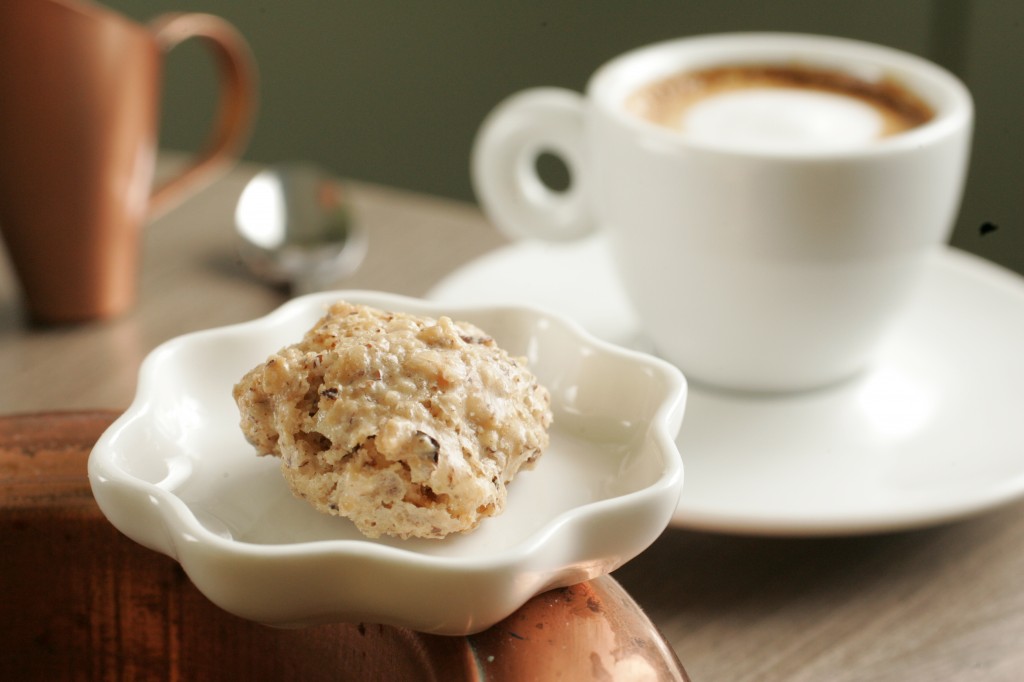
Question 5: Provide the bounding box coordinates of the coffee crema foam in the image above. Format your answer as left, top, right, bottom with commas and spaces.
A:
625, 65, 934, 151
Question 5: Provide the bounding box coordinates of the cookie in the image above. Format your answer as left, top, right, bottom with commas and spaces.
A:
233, 301, 552, 539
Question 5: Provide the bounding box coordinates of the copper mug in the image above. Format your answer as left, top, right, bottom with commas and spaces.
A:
0, 0, 256, 323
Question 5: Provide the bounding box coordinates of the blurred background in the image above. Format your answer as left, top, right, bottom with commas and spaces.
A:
104, 0, 1022, 275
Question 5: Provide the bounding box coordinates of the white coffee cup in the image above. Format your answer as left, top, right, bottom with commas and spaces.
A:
471, 33, 972, 393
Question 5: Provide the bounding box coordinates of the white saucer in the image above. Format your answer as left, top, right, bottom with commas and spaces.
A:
429, 237, 1024, 535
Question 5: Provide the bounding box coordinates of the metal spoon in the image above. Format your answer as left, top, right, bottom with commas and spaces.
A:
234, 164, 367, 294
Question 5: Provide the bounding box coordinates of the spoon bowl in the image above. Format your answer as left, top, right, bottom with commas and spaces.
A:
234, 164, 367, 292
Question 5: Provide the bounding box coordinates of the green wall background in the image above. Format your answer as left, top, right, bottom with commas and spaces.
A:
105, 0, 1022, 275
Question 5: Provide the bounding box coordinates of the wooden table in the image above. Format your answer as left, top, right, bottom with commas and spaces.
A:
2, 159, 1022, 681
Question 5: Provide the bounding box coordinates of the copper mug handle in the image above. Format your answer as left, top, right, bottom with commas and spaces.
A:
148, 13, 257, 219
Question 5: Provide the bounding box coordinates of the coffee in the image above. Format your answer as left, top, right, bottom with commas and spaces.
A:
626, 65, 933, 151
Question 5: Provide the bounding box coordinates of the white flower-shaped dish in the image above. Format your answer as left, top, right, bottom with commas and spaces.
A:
88, 291, 686, 635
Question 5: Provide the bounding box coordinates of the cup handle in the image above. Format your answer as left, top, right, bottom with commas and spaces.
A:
147, 13, 257, 219
471, 88, 595, 241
